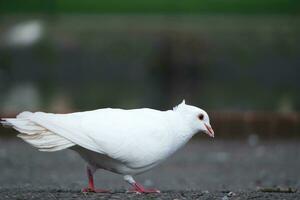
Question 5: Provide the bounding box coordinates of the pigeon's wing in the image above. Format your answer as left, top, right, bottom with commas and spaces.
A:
30, 109, 173, 167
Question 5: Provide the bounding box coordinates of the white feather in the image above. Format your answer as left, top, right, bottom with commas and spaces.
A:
2, 112, 74, 151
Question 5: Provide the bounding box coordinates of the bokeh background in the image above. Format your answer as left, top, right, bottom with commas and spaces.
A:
0, 0, 300, 195
1, 1, 300, 139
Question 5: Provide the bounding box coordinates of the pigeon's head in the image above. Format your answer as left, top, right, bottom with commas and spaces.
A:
174, 100, 214, 138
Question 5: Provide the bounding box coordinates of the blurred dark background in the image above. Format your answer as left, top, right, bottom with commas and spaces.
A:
0, 1, 299, 138
1, 1, 300, 196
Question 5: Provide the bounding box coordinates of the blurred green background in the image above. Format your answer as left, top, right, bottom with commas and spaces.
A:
0, 0, 299, 137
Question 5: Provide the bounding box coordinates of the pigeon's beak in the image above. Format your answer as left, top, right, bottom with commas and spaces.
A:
204, 123, 214, 138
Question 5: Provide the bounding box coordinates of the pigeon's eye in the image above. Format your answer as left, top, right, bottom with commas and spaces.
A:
198, 114, 204, 120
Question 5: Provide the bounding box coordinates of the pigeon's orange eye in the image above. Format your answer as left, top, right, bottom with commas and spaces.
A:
198, 114, 204, 120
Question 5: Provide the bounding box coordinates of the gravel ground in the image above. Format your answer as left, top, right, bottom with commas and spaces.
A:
0, 137, 299, 199
0, 188, 299, 200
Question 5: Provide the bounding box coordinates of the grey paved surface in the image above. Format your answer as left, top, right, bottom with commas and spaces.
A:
0, 137, 299, 199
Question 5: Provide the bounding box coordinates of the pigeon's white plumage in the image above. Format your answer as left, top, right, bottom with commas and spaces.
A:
1, 100, 214, 193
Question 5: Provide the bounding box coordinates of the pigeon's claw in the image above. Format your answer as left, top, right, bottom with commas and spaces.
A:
128, 183, 160, 194
82, 187, 110, 193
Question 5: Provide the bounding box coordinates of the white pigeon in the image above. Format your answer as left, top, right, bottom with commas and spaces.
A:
1, 100, 214, 193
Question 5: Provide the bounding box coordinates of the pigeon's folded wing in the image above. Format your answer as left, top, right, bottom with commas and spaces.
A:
30, 109, 173, 167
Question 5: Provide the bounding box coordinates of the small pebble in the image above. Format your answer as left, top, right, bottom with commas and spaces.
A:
222, 196, 229, 200
227, 191, 236, 197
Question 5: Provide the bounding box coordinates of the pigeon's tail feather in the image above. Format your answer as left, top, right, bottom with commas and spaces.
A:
1, 111, 75, 152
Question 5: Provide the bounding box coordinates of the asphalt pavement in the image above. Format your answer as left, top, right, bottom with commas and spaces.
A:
0, 137, 299, 199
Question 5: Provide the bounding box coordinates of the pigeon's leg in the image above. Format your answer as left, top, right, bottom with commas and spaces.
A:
82, 165, 109, 193
124, 175, 160, 194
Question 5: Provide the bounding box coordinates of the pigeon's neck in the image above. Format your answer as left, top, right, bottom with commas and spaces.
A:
173, 105, 199, 136
156, 110, 196, 160
168, 110, 198, 139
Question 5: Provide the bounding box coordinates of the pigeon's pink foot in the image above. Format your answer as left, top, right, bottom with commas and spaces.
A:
128, 182, 160, 194
82, 165, 110, 193
82, 187, 110, 193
